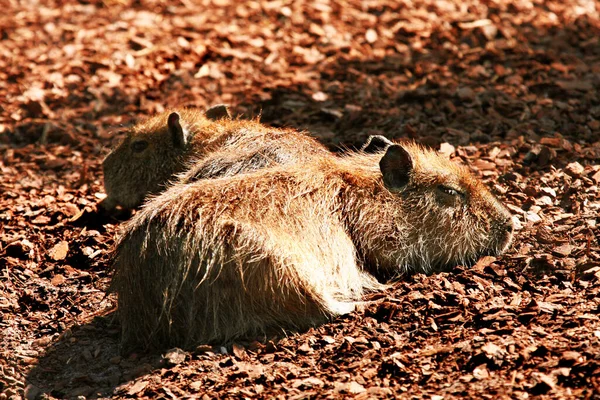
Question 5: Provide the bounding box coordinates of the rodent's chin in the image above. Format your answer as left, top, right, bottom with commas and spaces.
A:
430, 245, 511, 273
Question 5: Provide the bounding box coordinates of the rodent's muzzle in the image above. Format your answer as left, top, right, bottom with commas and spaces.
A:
491, 216, 514, 255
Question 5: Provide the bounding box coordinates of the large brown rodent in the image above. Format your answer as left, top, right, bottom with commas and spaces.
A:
111, 139, 514, 350
101, 106, 329, 210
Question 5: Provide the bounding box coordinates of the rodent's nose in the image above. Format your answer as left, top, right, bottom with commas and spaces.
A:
493, 217, 514, 238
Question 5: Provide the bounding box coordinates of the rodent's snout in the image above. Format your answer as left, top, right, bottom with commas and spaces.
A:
493, 216, 514, 255
502, 217, 514, 234
99, 196, 118, 212
492, 199, 515, 236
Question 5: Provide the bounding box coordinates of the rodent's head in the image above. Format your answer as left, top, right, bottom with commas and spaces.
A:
371, 137, 513, 273
101, 105, 230, 211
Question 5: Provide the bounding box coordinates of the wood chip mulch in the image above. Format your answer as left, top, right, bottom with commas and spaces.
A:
1, 0, 600, 398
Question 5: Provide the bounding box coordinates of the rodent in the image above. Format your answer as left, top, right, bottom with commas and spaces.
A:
101, 105, 329, 210
110, 139, 514, 350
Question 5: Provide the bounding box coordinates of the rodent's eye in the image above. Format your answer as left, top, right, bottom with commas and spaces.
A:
437, 184, 465, 198
131, 140, 149, 153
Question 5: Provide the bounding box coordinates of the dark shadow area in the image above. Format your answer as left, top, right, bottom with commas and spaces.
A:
22, 309, 191, 399
25, 312, 124, 399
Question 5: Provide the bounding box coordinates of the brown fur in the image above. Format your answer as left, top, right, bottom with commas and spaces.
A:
111, 142, 513, 350
101, 107, 329, 210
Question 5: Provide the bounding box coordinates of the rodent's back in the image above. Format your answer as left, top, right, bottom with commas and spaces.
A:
178, 121, 330, 184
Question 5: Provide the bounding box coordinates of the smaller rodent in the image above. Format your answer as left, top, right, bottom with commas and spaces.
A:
101, 105, 329, 210
111, 139, 513, 350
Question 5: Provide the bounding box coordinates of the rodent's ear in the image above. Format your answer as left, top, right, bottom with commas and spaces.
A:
361, 135, 394, 153
168, 112, 187, 148
379, 144, 413, 190
205, 104, 231, 121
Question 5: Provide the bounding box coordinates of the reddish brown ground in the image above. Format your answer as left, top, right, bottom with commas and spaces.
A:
2, 0, 600, 398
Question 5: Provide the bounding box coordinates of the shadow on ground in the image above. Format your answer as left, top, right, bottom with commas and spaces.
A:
25, 311, 160, 399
